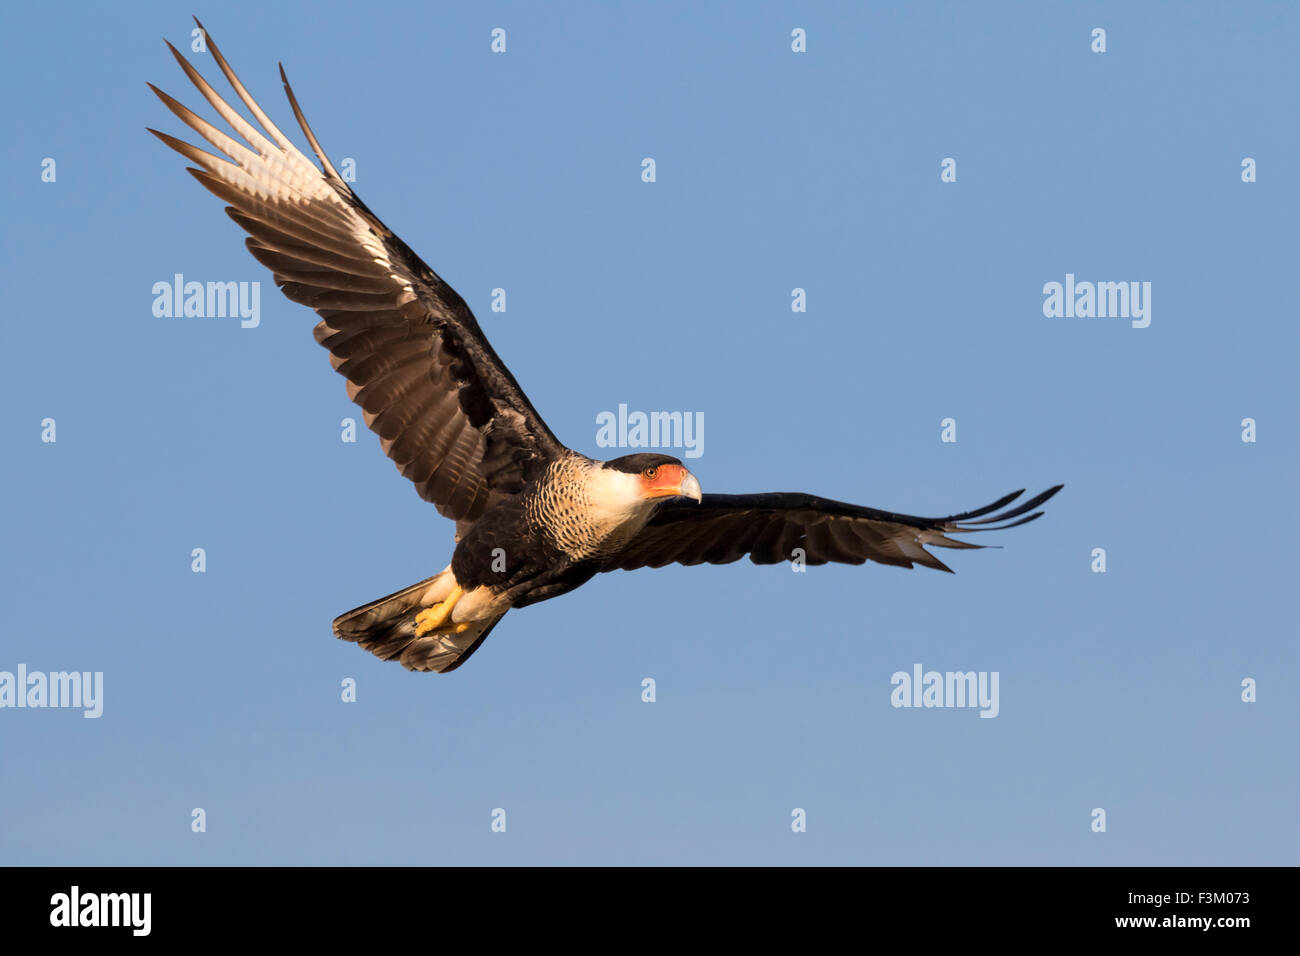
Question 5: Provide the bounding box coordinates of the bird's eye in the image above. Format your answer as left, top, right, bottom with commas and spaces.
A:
643, 467, 658, 479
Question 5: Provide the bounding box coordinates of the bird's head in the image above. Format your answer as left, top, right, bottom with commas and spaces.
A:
601, 453, 702, 504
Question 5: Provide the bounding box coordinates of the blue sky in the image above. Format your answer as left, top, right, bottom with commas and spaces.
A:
2, 0, 1296, 865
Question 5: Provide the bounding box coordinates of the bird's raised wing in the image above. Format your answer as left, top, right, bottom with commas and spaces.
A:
148, 22, 564, 521
601, 485, 1063, 573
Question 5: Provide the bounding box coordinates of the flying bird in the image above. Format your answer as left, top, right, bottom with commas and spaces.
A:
150, 23, 1063, 673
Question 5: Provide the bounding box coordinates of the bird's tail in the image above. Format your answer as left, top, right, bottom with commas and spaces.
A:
333, 567, 505, 673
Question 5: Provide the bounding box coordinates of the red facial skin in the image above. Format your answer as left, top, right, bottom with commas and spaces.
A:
637, 463, 694, 499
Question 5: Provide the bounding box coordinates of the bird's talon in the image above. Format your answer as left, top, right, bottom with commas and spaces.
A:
413, 604, 446, 637
413, 584, 464, 636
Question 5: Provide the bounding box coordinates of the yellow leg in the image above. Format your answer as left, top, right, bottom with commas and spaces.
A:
414, 585, 464, 637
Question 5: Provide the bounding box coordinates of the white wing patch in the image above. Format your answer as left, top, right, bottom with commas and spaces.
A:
149, 31, 406, 293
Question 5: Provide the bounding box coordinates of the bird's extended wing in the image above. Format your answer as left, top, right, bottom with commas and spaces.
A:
601, 485, 1064, 573
148, 21, 564, 521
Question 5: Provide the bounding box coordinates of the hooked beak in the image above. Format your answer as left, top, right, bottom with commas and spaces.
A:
677, 471, 703, 503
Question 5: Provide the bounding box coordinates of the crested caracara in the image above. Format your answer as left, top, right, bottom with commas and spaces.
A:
149, 22, 1063, 672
